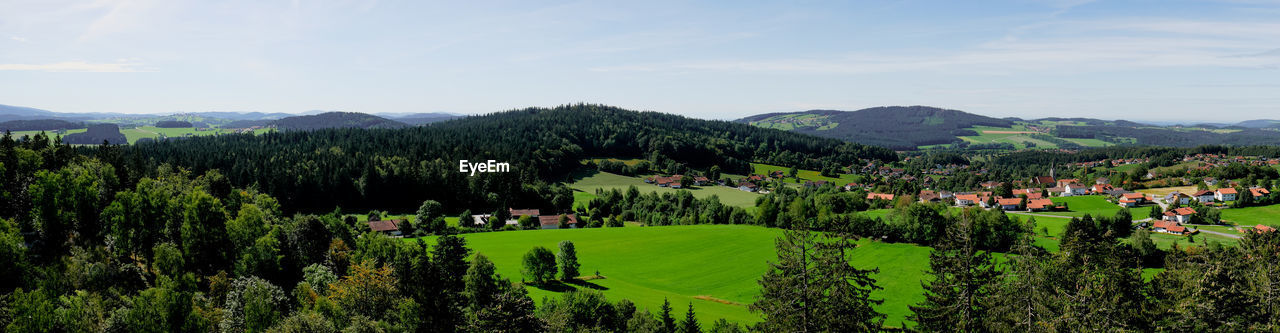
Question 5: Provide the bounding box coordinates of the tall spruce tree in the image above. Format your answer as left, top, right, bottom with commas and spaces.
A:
908, 211, 999, 332
678, 302, 701, 333
750, 227, 884, 332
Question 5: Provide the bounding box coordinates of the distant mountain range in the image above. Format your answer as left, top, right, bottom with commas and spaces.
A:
0, 104, 463, 129
270, 112, 409, 131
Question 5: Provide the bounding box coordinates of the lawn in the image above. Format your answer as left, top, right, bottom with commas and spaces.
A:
409, 225, 932, 329
750, 163, 860, 185
1220, 204, 1280, 227
569, 171, 762, 209
1041, 195, 1154, 218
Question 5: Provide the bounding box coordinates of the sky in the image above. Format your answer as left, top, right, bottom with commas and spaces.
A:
1, 0, 1278, 122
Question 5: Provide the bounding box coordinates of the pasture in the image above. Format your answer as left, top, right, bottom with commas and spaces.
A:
569, 171, 762, 208
1041, 195, 1155, 218
411, 225, 932, 328
1137, 186, 1199, 197
1221, 204, 1280, 227
750, 163, 861, 185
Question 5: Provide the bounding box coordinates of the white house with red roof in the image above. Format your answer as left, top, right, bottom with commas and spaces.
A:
1215, 188, 1238, 201
1192, 190, 1216, 203
1152, 220, 1189, 235
1163, 207, 1197, 223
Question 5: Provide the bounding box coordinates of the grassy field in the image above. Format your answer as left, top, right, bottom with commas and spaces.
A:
11, 126, 272, 144
569, 171, 762, 208
1221, 204, 1280, 226
411, 225, 932, 328
1041, 195, 1155, 218
750, 163, 860, 185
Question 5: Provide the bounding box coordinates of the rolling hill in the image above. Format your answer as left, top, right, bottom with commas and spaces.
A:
740, 106, 1280, 150
269, 111, 409, 130
736, 106, 1015, 149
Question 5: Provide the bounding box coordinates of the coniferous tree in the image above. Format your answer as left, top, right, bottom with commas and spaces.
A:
750, 227, 884, 332
678, 302, 701, 333
659, 298, 677, 333
908, 211, 999, 332
557, 241, 580, 281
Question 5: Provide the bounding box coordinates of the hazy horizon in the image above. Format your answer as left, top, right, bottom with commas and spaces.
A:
2, 1, 1278, 122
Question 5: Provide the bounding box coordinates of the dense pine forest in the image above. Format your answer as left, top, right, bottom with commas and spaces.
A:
107, 104, 896, 213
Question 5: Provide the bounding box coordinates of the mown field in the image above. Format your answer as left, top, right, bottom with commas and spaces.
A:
1137, 185, 1199, 197
1042, 195, 1155, 218
956, 125, 1112, 150
412, 225, 932, 328
750, 162, 861, 185
1221, 204, 1280, 227
569, 171, 762, 208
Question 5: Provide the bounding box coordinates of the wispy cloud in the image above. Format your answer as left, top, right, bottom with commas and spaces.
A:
0, 61, 147, 72
9, 36, 27, 42
592, 18, 1280, 75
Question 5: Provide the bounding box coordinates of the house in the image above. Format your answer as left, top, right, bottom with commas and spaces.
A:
1118, 197, 1138, 207
1031, 176, 1056, 185
1164, 192, 1191, 206
803, 180, 829, 188
1062, 183, 1088, 197
1027, 199, 1055, 211
980, 181, 1003, 189
1204, 177, 1219, 186
1122, 192, 1147, 204
919, 190, 941, 203
738, 182, 758, 192
692, 176, 710, 186
1163, 207, 1197, 223
507, 209, 542, 224
1251, 188, 1271, 200
671, 182, 683, 189
537, 214, 579, 229
1056, 179, 1081, 188
1251, 224, 1276, 233
955, 194, 980, 206
1192, 190, 1216, 203
867, 192, 895, 201
843, 183, 865, 191
470, 214, 496, 227
997, 198, 1022, 211
1152, 220, 1189, 235
367, 220, 403, 236
1215, 188, 1238, 201
1091, 184, 1115, 194
1095, 177, 1111, 185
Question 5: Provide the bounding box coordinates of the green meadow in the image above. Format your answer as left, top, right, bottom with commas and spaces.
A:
1221, 204, 1280, 227
750, 162, 861, 185
1043, 195, 1155, 218
569, 171, 762, 209
412, 225, 932, 328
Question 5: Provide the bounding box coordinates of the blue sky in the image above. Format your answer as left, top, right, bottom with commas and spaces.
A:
1, 0, 1278, 122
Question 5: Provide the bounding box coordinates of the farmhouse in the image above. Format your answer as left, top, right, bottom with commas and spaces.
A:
1192, 190, 1216, 203
507, 208, 541, 224
1215, 188, 1238, 201
1121, 193, 1147, 204
1091, 184, 1115, 194
955, 194, 980, 206
367, 220, 404, 236
1027, 199, 1056, 212
738, 182, 759, 192
692, 176, 710, 186
470, 214, 498, 227
1118, 197, 1138, 207
997, 198, 1022, 211
918, 190, 941, 203
1251, 188, 1271, 200
537, 214, 579, 229
1163, 207, 1197, 223
1152, 220, 1189, 235
1164, 192, 1191, 205
1062, 183, 1088, 197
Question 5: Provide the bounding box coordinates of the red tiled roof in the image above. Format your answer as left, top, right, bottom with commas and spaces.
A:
867, 193, 895, 201
1192, 190, 1214, 197
1027, 199, 1054, 209
1255, 224, 1275, 233
1253, 188, 1271, 197
537, 214, 579, 226
1217, 188, 1238, 195
956, 194, 980, 202
509, 208, 541, 217
368, 220, 400, 232
997, 198, 1022, 206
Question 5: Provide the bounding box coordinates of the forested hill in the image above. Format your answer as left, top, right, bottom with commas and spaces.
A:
737, 106, 1014, 149
113, 104, 896, 213
0, 119, 82, 131
269, 111, 408, 130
